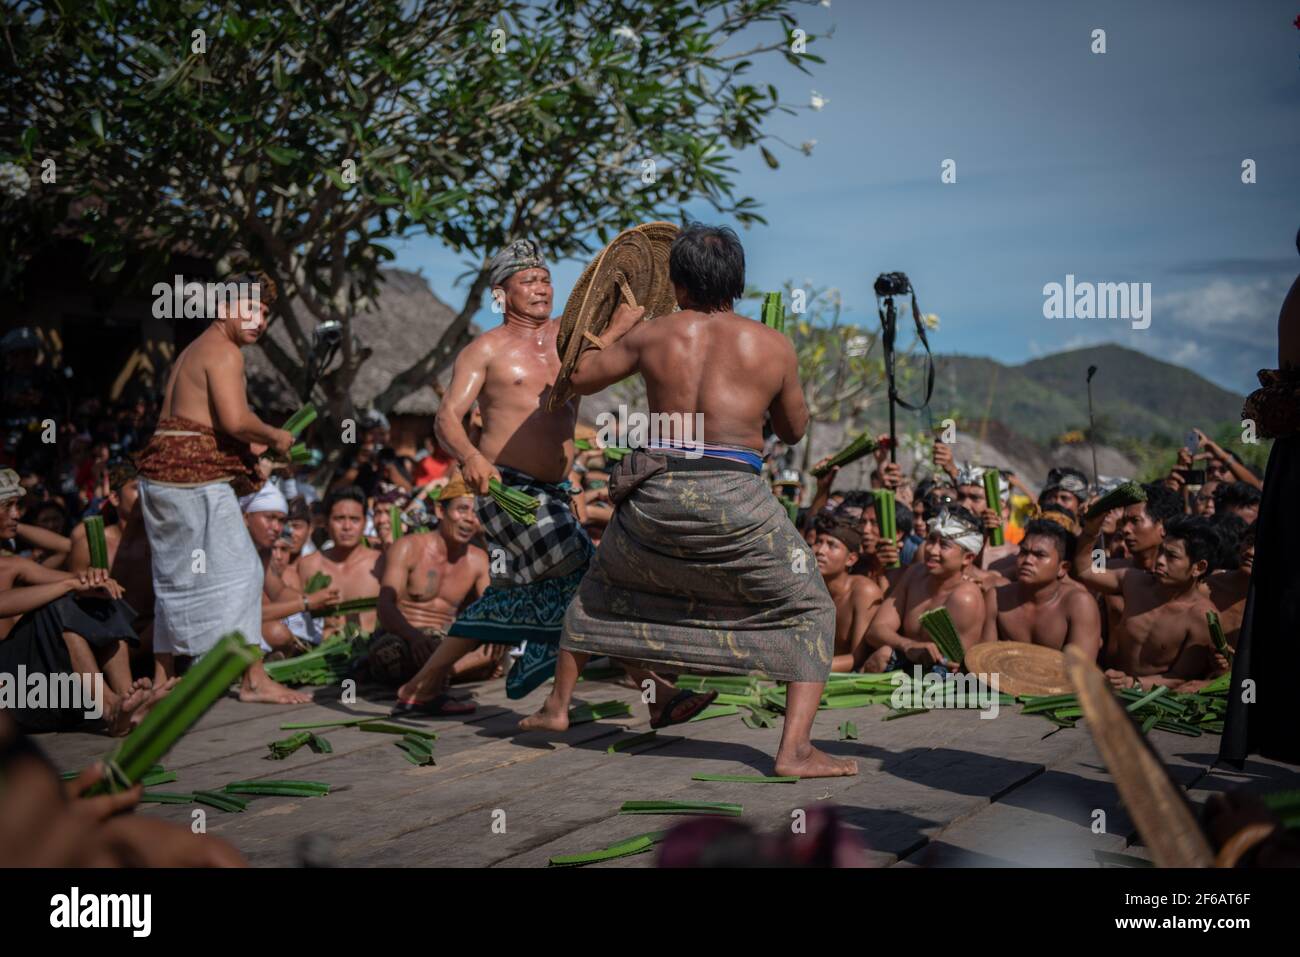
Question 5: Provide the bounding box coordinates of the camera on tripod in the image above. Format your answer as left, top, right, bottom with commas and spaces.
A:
874, 272, 911, 298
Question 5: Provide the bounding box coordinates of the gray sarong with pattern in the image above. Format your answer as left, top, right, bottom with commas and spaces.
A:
561, 467, 834, 682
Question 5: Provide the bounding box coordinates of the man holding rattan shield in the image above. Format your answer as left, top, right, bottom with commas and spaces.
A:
520, 224, 855, 779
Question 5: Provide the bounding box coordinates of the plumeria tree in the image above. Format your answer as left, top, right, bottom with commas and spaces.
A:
2, 0, 830, 438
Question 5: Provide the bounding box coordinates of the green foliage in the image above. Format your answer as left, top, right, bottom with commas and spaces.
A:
3, 0, 826, 425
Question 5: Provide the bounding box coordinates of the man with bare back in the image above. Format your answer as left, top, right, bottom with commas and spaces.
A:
521, 224, 853, 778
981, 518, 1101, 657
862, 506, 987, 674
1072, 512, 1222, 690
368, 477, 500, 699
133, 271, 307, 704
392, 240, 713, 724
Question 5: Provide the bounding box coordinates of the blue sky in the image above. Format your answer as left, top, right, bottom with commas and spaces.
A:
394, 0, 1300, 396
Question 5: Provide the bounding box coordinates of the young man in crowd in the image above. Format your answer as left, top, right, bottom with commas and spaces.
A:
1206, 521, 1253, 651
294, 486, 382, 637
1072, 512, 1222, 690
241, 482, 340, 656
372, 477, 501, 708
954, 465, 1016, 576
862, 506, 987, 672
982, 518, 1101, 657
68, 463, 156, 677
1214, 481, 1261, 525
811, 514, 882, 673
1039, 466, 1090, 516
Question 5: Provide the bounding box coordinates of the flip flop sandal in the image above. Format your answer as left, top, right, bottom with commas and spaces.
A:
650, 689, 719, 729
391, 694, 477, 717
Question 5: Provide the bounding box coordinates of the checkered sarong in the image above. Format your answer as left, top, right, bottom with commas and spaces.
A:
478, 466, 592, 587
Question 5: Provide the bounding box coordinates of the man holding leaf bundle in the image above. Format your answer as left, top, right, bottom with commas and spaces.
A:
401, 240, 698, 722
133, 271, 306, 704
521, 224, 854, 778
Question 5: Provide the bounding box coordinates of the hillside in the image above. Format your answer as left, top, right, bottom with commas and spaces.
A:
927, 345, 1245, 446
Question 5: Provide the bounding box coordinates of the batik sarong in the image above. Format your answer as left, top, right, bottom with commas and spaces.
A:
447, 466, 593, 697
562, 465, 834, 682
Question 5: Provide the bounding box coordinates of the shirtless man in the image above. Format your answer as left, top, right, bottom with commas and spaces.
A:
133, 271, 306, 704
1097, 483, 1184, 664
1073, 512, 1222, 690
812, 514, 882, 672
524, 223, 853, 777
982, 519, 1101, 657
294, 487, 381, 637
240, 482, 340, 655
397, 239, 695, 715
0, 472, 160, 734
375, 479, 499, 707
68, 464, 156, 677
1206, 521, 1253, 651
862, 506, 987, 672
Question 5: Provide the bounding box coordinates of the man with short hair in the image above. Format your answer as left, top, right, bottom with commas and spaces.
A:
812, 514, 882, 673
371, 477, 501, 707
523, 223, 852, 777
1214, 481, 1261, 525
982, 519, 1101, 656
862, 506, 987, 672
133, 271, 306, 704
1072, 513, 1222, 689
294, 486, 382, 637
1206, 521, 1253, 652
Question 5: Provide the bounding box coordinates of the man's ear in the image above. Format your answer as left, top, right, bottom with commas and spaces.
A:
1192, 558, 1209, 581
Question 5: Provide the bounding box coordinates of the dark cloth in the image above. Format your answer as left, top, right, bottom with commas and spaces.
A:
562, 466, 834, 682
1220, 434, 1300, 767
365, 628, 442, 686
0, 593, 138, 732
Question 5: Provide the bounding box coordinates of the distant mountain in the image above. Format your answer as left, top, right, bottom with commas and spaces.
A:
925, 345, 1245, 446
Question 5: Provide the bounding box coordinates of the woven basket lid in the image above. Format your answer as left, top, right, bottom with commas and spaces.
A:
1063, 644, 1214, 867
547, 222, 679, 412
964, 641, 1072, 697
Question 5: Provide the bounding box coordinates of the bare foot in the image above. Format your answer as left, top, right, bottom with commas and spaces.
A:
239, 665, 312, 704
105, 682, 155, 736
775, 745, 859, 779
518, 695, 570, 733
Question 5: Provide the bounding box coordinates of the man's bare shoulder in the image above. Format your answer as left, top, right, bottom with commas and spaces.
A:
948, 579, 986, 609
848, 572, 883, 603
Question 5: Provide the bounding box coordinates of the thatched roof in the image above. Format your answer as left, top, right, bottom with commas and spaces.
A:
244, 268, 465, 415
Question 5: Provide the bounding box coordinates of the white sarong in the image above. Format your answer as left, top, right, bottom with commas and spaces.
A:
138, 478, 263, 658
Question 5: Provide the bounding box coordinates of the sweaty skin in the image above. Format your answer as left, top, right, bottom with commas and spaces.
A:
436, 266, 576, 489
1205, 538, 1253, 651
524, 283, 857, 780
568, 293, 806, 452
379, 496, 498, 684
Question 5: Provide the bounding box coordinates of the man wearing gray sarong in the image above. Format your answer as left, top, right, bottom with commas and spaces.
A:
521, 224, 856, 778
